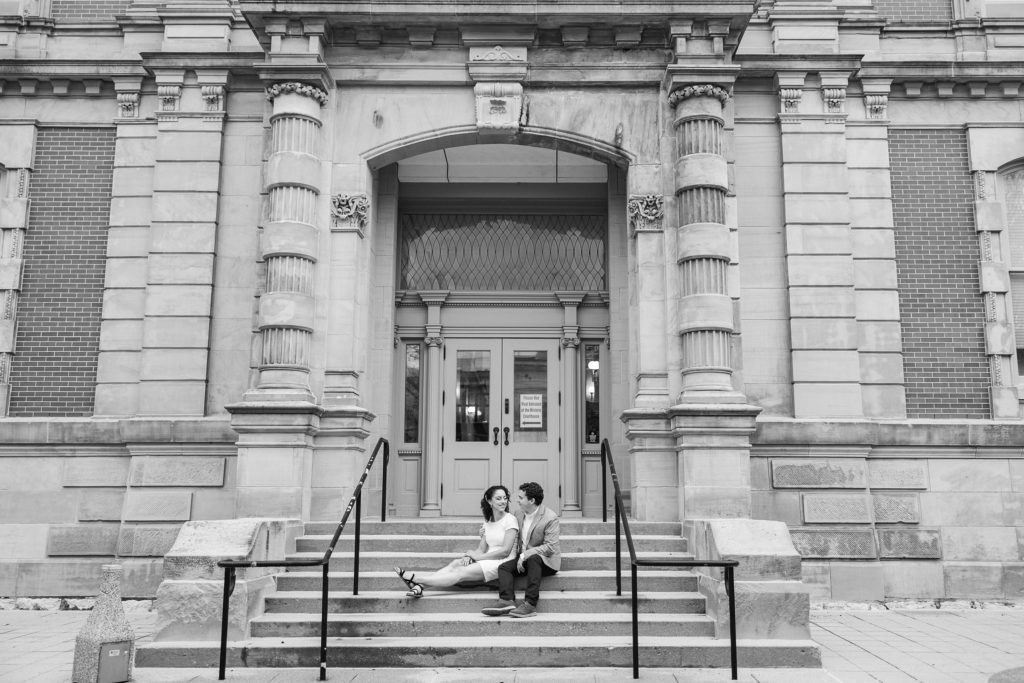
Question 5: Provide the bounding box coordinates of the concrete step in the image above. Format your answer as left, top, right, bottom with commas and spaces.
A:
263, 590, 706, 614
305, 519, 683, 537
295, 534, 686, 554
249, 611, 716, 638
275, 569, 699, 593
136, 636, 822, 669
287, 550, 695, 572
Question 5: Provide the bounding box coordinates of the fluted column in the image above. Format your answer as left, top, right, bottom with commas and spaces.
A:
251, 83, 328, 403
419, 292, 447, 517
669, 85, 736, 397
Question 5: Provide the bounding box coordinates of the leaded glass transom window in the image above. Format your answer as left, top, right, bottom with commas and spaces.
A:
399, 214, 606, 291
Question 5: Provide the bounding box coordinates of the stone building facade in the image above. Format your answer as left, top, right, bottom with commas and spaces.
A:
0, 0, 1022, 603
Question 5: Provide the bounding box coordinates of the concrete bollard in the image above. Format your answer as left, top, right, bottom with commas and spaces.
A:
72, 564, 136, 683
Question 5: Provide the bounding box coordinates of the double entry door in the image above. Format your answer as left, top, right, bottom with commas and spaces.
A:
441, 338, 560, 516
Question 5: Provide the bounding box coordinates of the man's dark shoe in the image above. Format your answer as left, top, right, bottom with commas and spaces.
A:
509, 602, 537, 618
481, 599, 517, 616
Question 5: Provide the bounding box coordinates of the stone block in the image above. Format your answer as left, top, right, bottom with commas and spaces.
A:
122, 491, 192, 522
128, 456, 225, 487
140, 349, 209, 381
854, 259, 898, 289
1005, 564, 1024, 600
105, 227, 149, 258
858, 321, 903, 352
877, 529, 941, 559
0, 492, 78, 523
77, 490, 125, 522
862, 385, 906, 419
191, 490, 237, 520
802, 491, 868, 524
929, 459, 1012, 492
141, 317, 210, 348
782, 134, 846, 163
15, 560, 109, 597
155, 131, 224, 162
851, 226, 896, 257
143, 285, 213, 317
750, 457, 770, 490
118, 525, 182, 557
790, 318, 858, 350
94, 384, 141, 417
859, 353, 904, 385
868, 459, 927, 489
944, 562, 1003, 598
115, 135, 156, 166
0, 524, 49, 558
784, 225, 852, 256
873, 494, 920, 523
847, 139, 890, 169
787, 255, 854, 287
771, 458, 865, 488
882, 560, 944, 598
684, 518, 802, 581
102, 288, 146, 320
150, 223, 217, 253
632, 449, 677, 486
790, 287, 855, 318
112, 166, 154, 195
63, 457, 130, 487
920, 492, 1006, 526
782, 163, 848, 193
100, 320, 144, 351
154, 575, 275, 642
161, 518, 302, 581
700, 575, 812, 640
138, 381, 207, 417
153, 161, 221, 192
829, 561, 884, 601
794, 383, 863, 418
751, 490, 802, 525
855, 290, 901, 321
848, 168, 891, 198
801, 561, 832, 602
0, 457, 64, 490
104, 257, 147, 289
148, 254, 216, 285
941, 526, 1019, 561
785, 194, 851, 224
108, 197, 152, 227
1013, 461, 1024, 493
96, 351, 141, 384
46, 524, 120, 556
0, 561, 16, 594
790, 528, 876, 558
793, 350, 860, 382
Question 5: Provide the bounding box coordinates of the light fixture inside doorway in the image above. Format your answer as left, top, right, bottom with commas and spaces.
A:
585, 360, 599, 402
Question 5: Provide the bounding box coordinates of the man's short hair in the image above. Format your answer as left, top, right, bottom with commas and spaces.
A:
519, 482, 544, 505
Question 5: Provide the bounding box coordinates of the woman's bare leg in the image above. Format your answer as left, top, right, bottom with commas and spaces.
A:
408, 563, 485, 589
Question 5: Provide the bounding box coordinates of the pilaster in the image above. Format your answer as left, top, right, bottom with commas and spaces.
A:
137, 69, 229, 416
557, 292, 586, 517
0, 124, 34, 415
777, 70, 864, 418
627, 194, 670, 409
419, 291, 448, 517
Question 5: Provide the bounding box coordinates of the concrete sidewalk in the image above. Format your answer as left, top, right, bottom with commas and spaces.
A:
1, 607, 1024, 682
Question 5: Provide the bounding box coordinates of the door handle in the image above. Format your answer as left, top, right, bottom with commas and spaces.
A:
503, 427, 510, 446
493, 427, 499, 446
504, 398, 509, 414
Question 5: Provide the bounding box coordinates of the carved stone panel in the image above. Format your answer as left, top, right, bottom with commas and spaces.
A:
876, 529, 941, 559
790, 528, 877, 559
772, 458, 866, 488
802, 493, 872, 523
474, 82, 523, 131
868, 459, 928, 489
873, 494, 920, 524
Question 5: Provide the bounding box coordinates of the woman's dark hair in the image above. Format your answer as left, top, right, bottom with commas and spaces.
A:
480, 485, 511, 522
519, 481, 544, 505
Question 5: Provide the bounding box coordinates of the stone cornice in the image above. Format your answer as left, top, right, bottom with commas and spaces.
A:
0, 60, 148, 79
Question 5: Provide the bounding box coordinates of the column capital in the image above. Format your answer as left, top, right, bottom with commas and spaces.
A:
668, 84, 731, 108
330, 193, 369, 235
627, 194, 665, 236
266, 82, 329, 107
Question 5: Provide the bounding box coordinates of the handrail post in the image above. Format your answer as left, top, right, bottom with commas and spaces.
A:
354, 491, 362, 595
631, 562, 639, 679
380, 443, 389, 522
726, 564, 738, 681
218, 566, 233, 681
601, 444, 607, 523
320, 563, 329, 680
614, 500, 622, 596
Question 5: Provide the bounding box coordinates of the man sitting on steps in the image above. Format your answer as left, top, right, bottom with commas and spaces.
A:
481, 481, 561, 618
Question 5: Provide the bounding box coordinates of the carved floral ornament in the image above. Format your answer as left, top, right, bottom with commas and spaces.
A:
331, 193, 370, 229
627, 195, 664, 234
667, 84, 730, 107
116, 92, 139, 118
266, 82, 329, 106
477, 45, 525, 62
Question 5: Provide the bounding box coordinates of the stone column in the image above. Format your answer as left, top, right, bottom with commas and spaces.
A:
667, 80, 759, 521
669, 84, 738, 397
419, 292, 447, 517
557, 293, 585, 517
0, 125, 34, 414
249, 82, 328, 404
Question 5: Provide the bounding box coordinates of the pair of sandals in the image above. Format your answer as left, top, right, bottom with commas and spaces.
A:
394, 567, 423, 598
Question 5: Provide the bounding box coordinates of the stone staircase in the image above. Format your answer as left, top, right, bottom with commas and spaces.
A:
138, 518, 821, 670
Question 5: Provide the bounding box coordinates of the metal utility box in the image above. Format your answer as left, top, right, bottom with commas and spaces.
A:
96, 640, 131, 683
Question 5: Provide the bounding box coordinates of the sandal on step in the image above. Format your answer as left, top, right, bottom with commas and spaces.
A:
394, 567, 424, 598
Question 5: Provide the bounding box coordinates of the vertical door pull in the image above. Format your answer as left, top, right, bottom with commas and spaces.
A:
504, 398, 509, 414
503, 427, 510, 446
492, 427, 499, 446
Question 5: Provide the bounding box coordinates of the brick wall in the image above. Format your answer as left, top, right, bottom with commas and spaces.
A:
889, 128, 989, 419
51, 1, 130, 23
874, 0, 952, 23
9, 128, 115, 417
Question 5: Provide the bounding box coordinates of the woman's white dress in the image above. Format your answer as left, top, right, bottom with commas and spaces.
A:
476, 514, 519, 582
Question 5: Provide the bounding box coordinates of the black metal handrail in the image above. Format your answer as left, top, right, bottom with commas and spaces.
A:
600, 439, 739, 680
216, 437, 390, 680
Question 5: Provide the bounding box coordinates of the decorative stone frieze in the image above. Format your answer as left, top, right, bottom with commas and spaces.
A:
626, 195, 664, 236
157, 85, 181, 112
330, 193, 369, 234
474, 82, 523, 131
117, 92, 140, 118
265, 82, 328, 106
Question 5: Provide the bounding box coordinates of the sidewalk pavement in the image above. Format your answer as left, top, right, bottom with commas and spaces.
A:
2, 607, 1024, 682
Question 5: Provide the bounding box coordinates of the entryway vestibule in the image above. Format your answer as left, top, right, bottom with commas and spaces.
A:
383, 143, 620, 518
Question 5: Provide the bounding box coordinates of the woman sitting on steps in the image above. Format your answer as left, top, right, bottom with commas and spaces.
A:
395, 485, 518, 598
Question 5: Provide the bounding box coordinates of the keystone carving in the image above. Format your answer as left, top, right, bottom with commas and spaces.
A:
474, 82, 523, 131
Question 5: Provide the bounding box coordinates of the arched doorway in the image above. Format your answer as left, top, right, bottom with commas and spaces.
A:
376, 143, 623, 517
